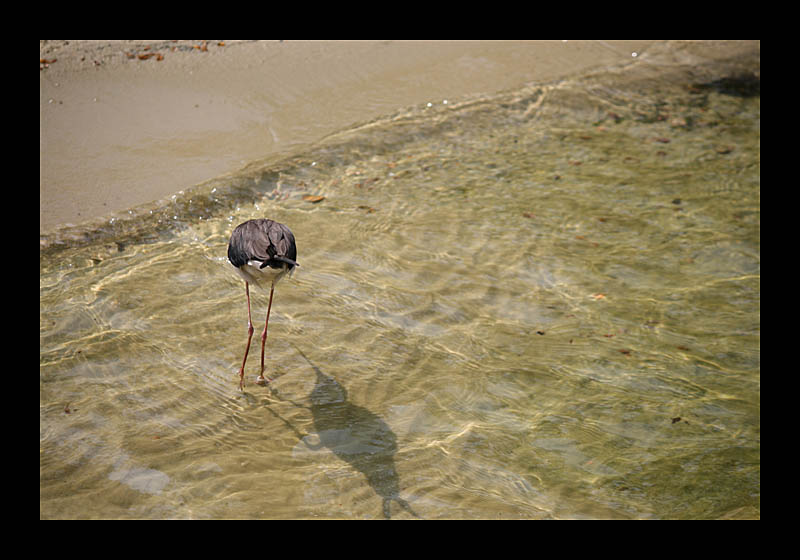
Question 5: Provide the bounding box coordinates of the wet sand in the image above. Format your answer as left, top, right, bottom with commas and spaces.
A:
40, 40, 662, 233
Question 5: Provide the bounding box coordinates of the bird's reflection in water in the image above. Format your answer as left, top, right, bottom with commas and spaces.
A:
278, 347, 419, 519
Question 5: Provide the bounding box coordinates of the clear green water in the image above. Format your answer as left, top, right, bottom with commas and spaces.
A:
40, 44, 759, 519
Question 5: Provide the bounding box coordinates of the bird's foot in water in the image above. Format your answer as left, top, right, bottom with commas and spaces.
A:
255, 375, 272, 385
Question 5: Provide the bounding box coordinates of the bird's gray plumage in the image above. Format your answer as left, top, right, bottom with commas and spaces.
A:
228, 219, 298, 271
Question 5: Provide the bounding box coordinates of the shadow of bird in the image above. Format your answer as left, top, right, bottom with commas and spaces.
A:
292, 346, 420, 519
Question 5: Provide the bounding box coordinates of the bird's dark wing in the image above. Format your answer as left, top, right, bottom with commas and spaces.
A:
265, 221, 298, 263
228, 219, 298, 269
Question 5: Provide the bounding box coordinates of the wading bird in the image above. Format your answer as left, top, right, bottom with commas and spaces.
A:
227, 219, 298, 390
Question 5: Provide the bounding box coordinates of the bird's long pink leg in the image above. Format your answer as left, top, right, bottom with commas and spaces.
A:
238, 282, 255, 390
256, 281, 275, 385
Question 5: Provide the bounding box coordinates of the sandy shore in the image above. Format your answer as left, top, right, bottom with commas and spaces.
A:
40, 40, 665, 233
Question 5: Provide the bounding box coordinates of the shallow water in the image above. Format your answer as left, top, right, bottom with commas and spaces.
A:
40, 43, 760, 519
